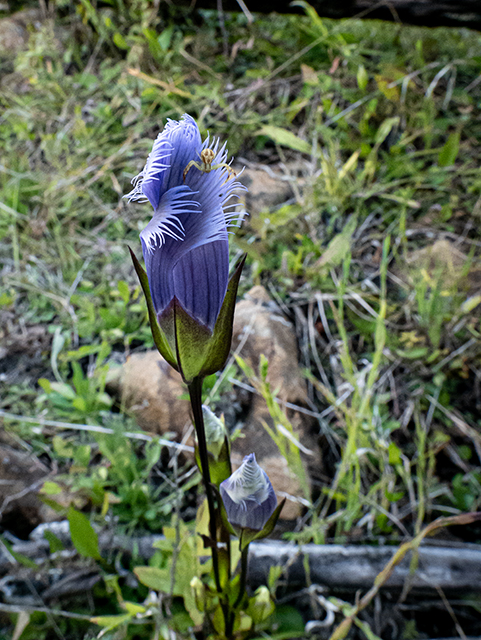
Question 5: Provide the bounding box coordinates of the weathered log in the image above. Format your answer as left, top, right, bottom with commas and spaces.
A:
186, 0, 481, 30
248, 540, 481, 592
2, 524, 481, 599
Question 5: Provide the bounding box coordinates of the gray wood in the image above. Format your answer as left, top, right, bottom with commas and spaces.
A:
2, 523, 481, 598
248, 540, 481, 592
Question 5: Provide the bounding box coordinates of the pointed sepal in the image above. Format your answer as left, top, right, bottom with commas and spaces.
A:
174, 298, 213, 383
239, 498, 286, 551
199, 254, 246, 378
129, 247, 178, 370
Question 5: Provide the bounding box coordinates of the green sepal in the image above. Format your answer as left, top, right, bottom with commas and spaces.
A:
174, 298, 213, 383
239, 498, 286, 551
211, 484, 237, 537
129, 247, 177, 370
199, 255, 246, 378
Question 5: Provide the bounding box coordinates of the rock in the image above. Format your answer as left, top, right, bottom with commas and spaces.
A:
0, 9, 44, 59
230, 286, 319, 520
0, 322, 51, 385
237, 167, 294, 215
109, 351, 191, 439
0, 445, 53, 538
404, 239, 481, 293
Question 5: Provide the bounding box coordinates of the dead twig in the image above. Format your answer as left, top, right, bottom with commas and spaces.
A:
327, 511, 481, 640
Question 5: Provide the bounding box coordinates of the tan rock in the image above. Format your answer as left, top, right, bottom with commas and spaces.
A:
232, 285, 307, 406
230, 286, 320, 520
0, 9, 43, 59
116, 351, 192, 439
237, 167, 293, 215
404, 239, 481, 293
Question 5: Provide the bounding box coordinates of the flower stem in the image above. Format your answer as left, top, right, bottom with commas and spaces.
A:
234, 545, 249, 609
188, 377, 221, 593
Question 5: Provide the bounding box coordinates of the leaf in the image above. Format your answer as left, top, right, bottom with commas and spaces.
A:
117, 280, 130, 304
124, 602, 146, 615
438, 131, 460, 167
12, 611, 30, 640
40, 480, 63, 495
374, 75, 399, 101
68, 506, 101, 560
37, 377, 52, 393
91, 613, 133, 630
257, 126, 312, 155
52, 436, 74, 459
316, 216, 357, 268
158, 25, 174, 51
388, 442, 402, 466
113, 32, 129, 50
44, 530, 64, 554
1, 537, 38, 569
357, 64, 368, 90
374, 117, 399, 147
134, 566, 173, 593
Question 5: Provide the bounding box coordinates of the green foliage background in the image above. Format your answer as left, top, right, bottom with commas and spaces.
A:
1, 1, 481, 637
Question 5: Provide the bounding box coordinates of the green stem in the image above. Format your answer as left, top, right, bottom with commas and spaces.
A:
188, 377, 221, 593
226, 543, 249, 639
233, 544, 249, 609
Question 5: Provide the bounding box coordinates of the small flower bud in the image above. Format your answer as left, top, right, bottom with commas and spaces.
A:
190, 576, 205, 612
247, 586, 275, 624
220, 453, 277, 531
202, 405, 227, 460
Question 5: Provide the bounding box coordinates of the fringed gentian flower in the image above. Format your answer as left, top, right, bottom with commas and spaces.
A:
220, 453, 277, 531
126, 114, 245, 382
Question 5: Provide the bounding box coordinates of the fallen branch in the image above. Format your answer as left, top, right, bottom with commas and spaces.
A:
1, 515, 481, 605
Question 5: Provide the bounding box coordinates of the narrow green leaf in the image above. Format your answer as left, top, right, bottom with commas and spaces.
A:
91, 613, 132, 630
117, 280, 130, 304
258, 126, 312, 155
1, 537, 38, 569
44, 530, 64, 554
316, 216, 357, 268
357, 64, 368, 90
388, 442, 402, 466
113, 32, 129, 50
374, 117, 399, 146
68, 506, 101, 560
438, 131, 460, 167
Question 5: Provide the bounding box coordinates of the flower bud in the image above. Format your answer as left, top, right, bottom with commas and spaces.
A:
202, 405, 227, 461
190, 576, 205, 612
247, 586, 275, 624
219, 453, 277, 531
